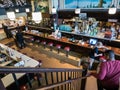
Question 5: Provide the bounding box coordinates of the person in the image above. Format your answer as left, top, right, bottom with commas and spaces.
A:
87, 50, 120, 90
88, 42, 107, 70
15, 29, 25, 49
2, 23, 12, 38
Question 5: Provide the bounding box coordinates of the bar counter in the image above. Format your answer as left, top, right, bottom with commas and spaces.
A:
23, 31, 120, 59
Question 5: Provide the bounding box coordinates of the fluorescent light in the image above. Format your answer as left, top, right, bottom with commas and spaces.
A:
7, 12, 16, 20
15, 9, 19, 12
52, 7, 56, 14
32, 12, 42, 23
108, 8, 117, 14
75, 8, 81, 14
25, 8, 30, 12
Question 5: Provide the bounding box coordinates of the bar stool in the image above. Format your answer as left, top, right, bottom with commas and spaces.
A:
29, 37, 34, 45
56, 44, 61, 54
41, 41, 46, 49
35, 39, 40, 46
64, 46, 70, 57
48, 42, 53, 51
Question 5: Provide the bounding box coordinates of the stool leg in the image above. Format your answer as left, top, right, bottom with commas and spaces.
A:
43, 44, 46, 49
66, 51, 68, 57
58, 49, 60, 54
50, 46, 52, 51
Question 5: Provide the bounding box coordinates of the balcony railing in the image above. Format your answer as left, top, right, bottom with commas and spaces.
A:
0, 66, 87, 90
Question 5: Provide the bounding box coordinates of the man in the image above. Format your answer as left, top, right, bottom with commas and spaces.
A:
15, 30, 25, 49
89, 42, 104, 69
87, 50, 120, 90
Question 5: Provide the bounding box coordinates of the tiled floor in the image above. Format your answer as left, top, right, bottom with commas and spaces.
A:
0, 38, 98, 90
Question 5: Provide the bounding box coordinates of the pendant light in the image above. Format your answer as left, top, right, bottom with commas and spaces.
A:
32, 12, 42, 23
52, 0, 56, 14
75, 0, 80, 14
7, 11, 16, 20
108, 7, 117, 14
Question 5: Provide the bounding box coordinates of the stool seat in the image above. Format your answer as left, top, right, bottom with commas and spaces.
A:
56, 44, 61, 49
64, 46, 70, 51
41, 41, 46, 44
48, 42, 53, 46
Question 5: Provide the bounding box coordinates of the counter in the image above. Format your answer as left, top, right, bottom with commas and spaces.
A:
23, 31, 120, 58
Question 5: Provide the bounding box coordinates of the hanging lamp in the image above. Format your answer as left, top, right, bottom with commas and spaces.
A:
32, 12, 42, 23
7, 11, 16, 20
75, 0, 80, 14
108, 7, 117, 14
51, 0, 56, 14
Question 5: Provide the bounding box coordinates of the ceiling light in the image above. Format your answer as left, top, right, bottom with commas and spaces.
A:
75, 8, 81, 14
32, 12, 42, 23
25, 8, 30, 12
7, 12, 16, 20
108, 8, 117, 14
15, 9, 19, 12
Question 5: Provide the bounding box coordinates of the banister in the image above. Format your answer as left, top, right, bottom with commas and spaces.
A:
0, 66, 84, 73
36, 76, 88, 90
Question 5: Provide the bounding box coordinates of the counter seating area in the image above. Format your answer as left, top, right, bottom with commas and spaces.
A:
23, 30, 120, 60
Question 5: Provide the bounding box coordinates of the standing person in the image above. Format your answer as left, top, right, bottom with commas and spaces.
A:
15, 29, 25, 49
87, 50, 120, 90
88, 42, 107, 70
2, 23, 12, 38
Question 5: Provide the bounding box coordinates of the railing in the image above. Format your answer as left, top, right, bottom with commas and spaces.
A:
0, 66, 87, 90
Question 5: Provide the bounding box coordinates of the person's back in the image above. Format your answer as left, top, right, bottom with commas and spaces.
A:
100, 60, 120, 89
16, 32, 24, 42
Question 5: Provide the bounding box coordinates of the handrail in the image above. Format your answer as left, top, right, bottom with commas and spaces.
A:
0, 66, 84, 73
36, 76, 88, 90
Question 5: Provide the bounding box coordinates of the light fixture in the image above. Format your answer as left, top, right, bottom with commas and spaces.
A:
7, 12, 16, 20
51, 0, 56, 14
25, 8, 30, 12
15, 9, 19, 12
32, 12, 42, 23
108, 8, 117, 14
75, 8, 81, 14
75, 0, 80, 14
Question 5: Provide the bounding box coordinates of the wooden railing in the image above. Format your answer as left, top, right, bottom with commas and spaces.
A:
0, 67, 87, 90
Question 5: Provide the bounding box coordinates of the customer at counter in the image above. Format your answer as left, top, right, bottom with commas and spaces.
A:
87, 50, 120, 90
88, 42, 108, 70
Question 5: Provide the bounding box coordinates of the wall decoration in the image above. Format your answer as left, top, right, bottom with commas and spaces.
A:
34, 0, 49, 13
65, 0, 112, 8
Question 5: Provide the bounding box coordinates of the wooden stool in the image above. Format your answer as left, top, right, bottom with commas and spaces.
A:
56, 44, 61, 54
64, 46, 70, 57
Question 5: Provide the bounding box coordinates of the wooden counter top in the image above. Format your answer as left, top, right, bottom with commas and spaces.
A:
23, 31, 120, 57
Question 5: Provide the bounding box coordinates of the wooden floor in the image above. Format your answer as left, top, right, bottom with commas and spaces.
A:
0, 38, 98, 90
